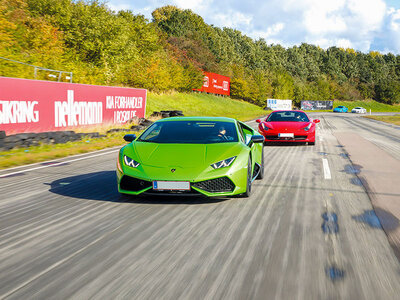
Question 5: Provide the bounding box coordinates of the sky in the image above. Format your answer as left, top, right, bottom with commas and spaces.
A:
107, 0, 400, 54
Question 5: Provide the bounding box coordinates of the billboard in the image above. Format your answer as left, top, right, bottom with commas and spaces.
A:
301, 100, 333, 110
266, 99, 292, 110
194, 72, 230, 96
0, 77, 147, 135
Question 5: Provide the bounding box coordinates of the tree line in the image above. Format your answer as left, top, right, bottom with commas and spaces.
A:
1, 1, 399, 105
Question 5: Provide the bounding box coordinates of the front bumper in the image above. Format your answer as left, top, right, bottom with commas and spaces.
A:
117, 163, 248, 197
118, 174, 239, 197
263, 134, 313, 142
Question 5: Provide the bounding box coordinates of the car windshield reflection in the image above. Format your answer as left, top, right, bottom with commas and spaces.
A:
266, 111, 310, 122
137, 121, 239, 144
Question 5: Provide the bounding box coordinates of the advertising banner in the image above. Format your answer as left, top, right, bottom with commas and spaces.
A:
194, 72, 230, 96
266, 99, 292, 110
301, 100, 333, 110
0, 77, 147, 135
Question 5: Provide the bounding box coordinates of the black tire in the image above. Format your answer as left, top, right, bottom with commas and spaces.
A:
243, 157, 252, 197
308, 141, 315, 146
256, 146, 264, 180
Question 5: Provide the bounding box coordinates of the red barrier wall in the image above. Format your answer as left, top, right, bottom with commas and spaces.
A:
194, 72, 230, 96
0, 77, 147, 135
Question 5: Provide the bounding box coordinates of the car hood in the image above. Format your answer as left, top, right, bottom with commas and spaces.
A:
129, 142, 243, 168
264, 121, 309, 131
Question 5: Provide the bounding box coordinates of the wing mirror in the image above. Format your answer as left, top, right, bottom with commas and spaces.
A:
123, 134, 136, 142
250, 135, 265, 143
313, 119, 320, 123
256, 119, 261, 123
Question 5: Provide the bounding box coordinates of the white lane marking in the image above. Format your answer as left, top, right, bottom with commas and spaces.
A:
0, 149, 119, 178
322, 158, 331, 180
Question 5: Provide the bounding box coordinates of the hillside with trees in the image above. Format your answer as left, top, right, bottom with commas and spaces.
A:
1, 0, 399, 106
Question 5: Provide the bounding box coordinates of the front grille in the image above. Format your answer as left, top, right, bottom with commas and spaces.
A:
120, 175, 152, 192
192, 177, 235, 193
266, 135, 308, 140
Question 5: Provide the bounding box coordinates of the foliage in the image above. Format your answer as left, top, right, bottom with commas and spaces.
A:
1, 1, 400, 106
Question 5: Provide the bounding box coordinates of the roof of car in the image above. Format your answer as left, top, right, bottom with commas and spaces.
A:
270, 110, 306, 113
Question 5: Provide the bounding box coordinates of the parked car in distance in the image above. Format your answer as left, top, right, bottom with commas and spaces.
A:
333, 106, 348, 113
351, 107, 367, 114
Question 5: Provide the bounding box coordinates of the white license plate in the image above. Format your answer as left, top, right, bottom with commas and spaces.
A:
278, 133, 294, 138
153, 181, 190, 191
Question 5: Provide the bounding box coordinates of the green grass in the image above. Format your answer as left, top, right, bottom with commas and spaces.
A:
147, 92, 265, 121
0, 92, 266, 169
0, 132, 132, 169
363, 115, 400, 126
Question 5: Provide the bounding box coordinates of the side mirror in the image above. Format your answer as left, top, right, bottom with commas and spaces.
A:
256, 119, 261, 123
313, 119, 320, 123
251, 135, 265, 143
123, 134, 136, 142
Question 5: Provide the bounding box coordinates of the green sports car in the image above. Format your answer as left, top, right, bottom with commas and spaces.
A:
117, 117, 265, 197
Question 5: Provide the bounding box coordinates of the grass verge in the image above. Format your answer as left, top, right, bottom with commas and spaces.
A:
0, 92, 266, 170
363, 115, 400, 126
147, 92, 265, 120
0, 132, 132, 169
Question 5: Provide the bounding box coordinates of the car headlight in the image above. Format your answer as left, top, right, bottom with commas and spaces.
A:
260, 123, 269, 131
123, 155, 140, 168
303, 123, 312, 131
211, 156, 236, 169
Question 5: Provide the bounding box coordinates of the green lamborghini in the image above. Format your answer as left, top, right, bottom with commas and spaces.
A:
117, 117, 264, 197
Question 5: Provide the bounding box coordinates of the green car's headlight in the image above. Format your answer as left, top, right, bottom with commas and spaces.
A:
123, 155, 140, 168
211, 156, 236, 169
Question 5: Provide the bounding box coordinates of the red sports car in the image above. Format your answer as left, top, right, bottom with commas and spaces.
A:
256, 110, 320, 145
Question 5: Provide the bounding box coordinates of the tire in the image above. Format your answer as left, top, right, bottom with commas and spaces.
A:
256, 146, 264, 179
243, 157, 252, 197
308, 141, 315, 146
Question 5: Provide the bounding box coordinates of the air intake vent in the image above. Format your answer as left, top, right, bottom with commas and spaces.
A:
120, 176, 152, 192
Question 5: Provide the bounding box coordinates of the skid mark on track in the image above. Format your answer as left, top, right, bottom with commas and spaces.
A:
322, 193, 346, 287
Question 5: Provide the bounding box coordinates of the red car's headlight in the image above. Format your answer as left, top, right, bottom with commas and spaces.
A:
302, 123, 312, 131
260, 123, 269, 131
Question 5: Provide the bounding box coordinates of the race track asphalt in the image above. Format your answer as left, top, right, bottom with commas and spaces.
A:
0, 113, 400, 299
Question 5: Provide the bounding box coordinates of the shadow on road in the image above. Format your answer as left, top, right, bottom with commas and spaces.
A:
264, 142, 308, 147
48, 171, 229, 205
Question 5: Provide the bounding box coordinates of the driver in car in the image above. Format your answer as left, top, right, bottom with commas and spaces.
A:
218, 126, 228, 140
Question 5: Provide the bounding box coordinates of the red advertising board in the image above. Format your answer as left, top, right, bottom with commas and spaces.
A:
194, 72, 230, 96
0, 77, 147, 135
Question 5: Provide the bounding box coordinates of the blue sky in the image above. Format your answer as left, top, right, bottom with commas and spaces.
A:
107, 0, 400, 54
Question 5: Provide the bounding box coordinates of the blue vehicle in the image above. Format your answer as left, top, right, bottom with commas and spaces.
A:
333, 106, 348, 113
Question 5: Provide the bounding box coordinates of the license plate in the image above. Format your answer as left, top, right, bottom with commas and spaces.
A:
278, 133, 294, 138
153, 181, 190, 191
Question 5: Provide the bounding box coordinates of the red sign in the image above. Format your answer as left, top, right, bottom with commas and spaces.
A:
194, 72, 230, 96
0, 77, 147, 135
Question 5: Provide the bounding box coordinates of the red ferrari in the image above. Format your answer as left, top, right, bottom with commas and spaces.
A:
256, 110, 320, 145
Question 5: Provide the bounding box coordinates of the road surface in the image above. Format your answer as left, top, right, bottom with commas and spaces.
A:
0, 113, 400, 299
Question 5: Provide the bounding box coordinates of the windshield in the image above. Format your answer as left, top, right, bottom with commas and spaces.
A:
137, 121, 239, 144
266, 111, 310, 122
